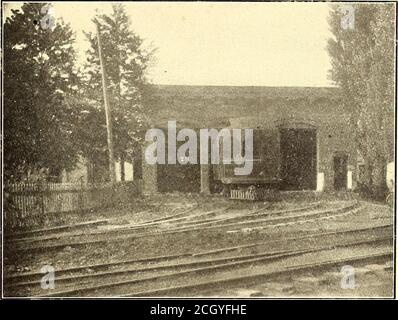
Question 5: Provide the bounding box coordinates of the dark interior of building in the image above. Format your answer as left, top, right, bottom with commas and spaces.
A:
280, 128, 317, 190
157, 163, 201, 193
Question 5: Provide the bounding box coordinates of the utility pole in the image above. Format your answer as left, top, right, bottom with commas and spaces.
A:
96, 22, 116, 184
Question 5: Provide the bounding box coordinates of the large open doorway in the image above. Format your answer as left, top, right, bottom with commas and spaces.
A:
157, 163, 201, 193
280, 128, 317, 190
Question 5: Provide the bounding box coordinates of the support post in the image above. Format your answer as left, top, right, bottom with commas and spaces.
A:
142, 144, 158, 194
96, 22, 116, 184
200, 164, 211, 195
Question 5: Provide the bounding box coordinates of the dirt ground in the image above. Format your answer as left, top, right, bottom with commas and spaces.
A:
3, 193, 395, 298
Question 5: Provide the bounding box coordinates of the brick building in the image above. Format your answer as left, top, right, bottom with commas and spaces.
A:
142, 85, 357, 195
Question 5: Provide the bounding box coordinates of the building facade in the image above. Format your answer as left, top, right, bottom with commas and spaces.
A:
142, 85, 357, 195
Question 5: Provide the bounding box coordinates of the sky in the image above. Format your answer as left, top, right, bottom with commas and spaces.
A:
3, 2, 334, 87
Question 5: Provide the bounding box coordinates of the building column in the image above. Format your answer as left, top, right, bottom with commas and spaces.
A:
200, 164, 211, 195
142, 145, 158, 194
347, 164, 355, 190
316, 172, 325, 192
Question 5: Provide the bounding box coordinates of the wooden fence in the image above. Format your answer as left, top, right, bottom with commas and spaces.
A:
4, 181, 141, 230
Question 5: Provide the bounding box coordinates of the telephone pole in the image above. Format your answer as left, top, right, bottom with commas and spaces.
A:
96, 22, 116, 184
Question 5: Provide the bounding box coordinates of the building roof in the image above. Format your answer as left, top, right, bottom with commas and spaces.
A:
148, 85, 345, 128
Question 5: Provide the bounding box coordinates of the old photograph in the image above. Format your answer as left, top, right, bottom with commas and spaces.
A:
1, 1, 396, 300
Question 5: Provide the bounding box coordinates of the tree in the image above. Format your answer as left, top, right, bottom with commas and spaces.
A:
82, 4, 154, 181
327, 3, 395, 198
3, 3, 81, 181
70, 95, 110, 183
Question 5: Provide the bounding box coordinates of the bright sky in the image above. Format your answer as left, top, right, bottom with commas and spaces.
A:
3, 2, 334, 87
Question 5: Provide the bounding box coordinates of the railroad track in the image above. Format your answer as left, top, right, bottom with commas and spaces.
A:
7, 202, 319, 244
6, 201, 360, 253
128, 251, 392, 297
5, 224, 392, 297
7, 218, 112, 240
169, 202, 322, 229
6, 202, 199, 241
6, 223, 391, 283
6, 204, 200, 245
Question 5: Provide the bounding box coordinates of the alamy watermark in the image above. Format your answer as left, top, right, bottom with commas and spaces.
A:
40, 265, 55, 290
340, 5, 355, 30
144, 121, 254, 176
340, 265, 355, 289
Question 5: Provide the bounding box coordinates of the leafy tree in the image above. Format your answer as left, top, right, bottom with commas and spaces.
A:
82, 4, 154, 181
69, 95, 110, 183
3, 3, 80, 181
327, 3, 395, 198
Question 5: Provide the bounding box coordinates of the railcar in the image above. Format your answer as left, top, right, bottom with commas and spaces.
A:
213, 126, 318, 199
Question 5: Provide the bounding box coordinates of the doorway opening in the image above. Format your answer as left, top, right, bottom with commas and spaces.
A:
280, 128, 317, 190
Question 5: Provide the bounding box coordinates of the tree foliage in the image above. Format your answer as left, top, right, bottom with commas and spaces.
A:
3, 3, 80, 181
81, 4, 154, 180
327, 3, 395, 197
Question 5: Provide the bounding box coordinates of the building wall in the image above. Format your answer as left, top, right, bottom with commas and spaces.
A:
317, 121, 357, 191
141, 119, 356, 193
142, 85, 357, 193
228, 110, 356, 191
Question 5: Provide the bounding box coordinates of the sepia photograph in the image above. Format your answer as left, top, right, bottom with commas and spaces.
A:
1, 1, 396, 302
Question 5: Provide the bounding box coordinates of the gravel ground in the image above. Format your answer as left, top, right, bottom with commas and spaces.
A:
3, 194, 394, 297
